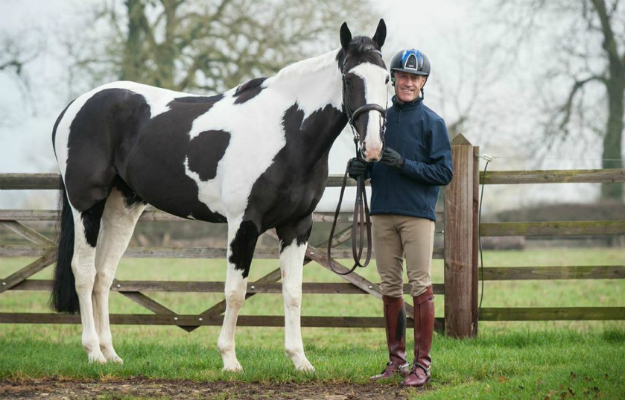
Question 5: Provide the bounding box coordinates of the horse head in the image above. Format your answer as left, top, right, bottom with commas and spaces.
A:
340, 19, 388, 162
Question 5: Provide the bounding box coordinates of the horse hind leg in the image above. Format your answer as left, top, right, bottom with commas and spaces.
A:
276, 218, 314, 372
70, 199, 107, 363
93, 187, 146, 363
218, 219, 259, 372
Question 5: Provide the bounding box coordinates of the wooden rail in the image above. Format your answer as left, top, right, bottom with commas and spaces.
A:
481, 266, 625, 280
9, 280, 446, 294
481, 169, 625, 185
3, 169, 624, 189
479, 307, 625, 321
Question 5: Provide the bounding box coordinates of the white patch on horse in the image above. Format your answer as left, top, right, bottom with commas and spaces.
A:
218, 215, 247, 371
280, 240, 313, 371
93, 188, 146, 363
349, 63, 389, 160
265, 49, 344, 119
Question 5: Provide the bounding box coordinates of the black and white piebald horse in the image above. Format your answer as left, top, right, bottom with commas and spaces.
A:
51, 20, 388, 372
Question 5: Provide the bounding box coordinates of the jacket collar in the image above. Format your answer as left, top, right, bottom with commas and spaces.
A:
392, 95, 423, 110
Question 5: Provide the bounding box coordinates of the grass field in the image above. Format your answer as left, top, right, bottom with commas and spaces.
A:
1, 248, 624, 399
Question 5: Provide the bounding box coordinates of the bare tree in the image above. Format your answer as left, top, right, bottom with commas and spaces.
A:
492, 0, 625, 201
61, 0, 374, 95
0, 29, 45, 124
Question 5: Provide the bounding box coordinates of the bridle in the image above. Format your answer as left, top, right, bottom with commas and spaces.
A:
327, 49, 387, 276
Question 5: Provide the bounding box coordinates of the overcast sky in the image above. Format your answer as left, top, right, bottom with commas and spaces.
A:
0, 0, 607, 211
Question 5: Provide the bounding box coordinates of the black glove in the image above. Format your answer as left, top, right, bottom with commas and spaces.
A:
380, 147, 404, 170
347, 158, 368, 179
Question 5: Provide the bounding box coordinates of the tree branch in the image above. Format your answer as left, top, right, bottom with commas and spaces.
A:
557, 76, 605, 131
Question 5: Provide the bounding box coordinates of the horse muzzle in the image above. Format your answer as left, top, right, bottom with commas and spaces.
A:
350, 104, 386, 163
361, 144, 383, 162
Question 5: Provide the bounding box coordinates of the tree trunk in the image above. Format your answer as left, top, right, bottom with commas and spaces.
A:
592, 0, 624, 201
120, 0, 145, 82
601, 75, 625, 201
153, 0, 178, 89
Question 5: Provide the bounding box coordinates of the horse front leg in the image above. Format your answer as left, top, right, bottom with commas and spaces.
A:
277, 218, 314, 372
218, 219, 259, 372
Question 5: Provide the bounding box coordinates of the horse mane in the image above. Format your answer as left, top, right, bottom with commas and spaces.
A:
272, 49, 342, 81
264, 36, 381, 85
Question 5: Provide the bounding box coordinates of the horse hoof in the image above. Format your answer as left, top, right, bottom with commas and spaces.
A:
88, 352, 107, 364
296, 362, 315, 373
102, 349, 124, 364
222, 363, 243, 372
108, 355, 124, 364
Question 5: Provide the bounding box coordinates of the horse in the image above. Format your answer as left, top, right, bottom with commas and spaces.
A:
51, 19, 388, 372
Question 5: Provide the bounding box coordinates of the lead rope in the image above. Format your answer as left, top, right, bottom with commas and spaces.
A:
327, 141, 373, 276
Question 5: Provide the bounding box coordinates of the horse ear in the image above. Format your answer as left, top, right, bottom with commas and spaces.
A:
340, 22, 352, 51
372, 19, 386, 49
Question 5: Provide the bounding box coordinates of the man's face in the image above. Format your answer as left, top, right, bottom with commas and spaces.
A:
393, 71, 427, 103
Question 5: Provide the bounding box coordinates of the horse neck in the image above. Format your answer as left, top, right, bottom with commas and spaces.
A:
265, 49, 348, 160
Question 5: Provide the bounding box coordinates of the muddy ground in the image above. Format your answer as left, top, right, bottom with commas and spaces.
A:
1, 377, 421, 399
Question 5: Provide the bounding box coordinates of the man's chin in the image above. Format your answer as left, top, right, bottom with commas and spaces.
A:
397, 93, 418, 102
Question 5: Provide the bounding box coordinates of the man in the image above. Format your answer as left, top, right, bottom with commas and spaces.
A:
348, 49, 453, 387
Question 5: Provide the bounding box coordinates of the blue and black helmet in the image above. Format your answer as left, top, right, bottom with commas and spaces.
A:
390, 49, 430, 77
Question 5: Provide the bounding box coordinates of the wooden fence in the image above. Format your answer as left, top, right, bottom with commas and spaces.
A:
1, 134, 625, 338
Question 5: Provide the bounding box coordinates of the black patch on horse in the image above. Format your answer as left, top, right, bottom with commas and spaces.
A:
173, 95, 224, 104
233, 77, 267, 104
187, 130, 231, 181
64, 89, 150, 212
81, 199, 106, 247
243, 103, 347, 235
276, 217, 313, 253
228, 220, 260, 278
342, 37, 386, 71
114, 176, 146, 207
336, 49, 346, 72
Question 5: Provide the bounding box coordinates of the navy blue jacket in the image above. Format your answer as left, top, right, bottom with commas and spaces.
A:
369, 97, 453, 221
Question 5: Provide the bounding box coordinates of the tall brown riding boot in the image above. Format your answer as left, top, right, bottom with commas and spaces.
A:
403, 286, 434, 387
370, 295, 410, 380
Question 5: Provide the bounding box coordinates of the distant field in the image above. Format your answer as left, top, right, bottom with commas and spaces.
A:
1, 248, 624, 399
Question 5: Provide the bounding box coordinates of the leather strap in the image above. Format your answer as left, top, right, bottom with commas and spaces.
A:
327, 160, 372, 275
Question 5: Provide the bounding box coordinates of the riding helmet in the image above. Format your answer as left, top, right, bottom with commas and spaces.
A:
389, 49, 430, 77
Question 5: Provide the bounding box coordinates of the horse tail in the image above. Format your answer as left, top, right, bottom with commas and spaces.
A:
51, 186, 80, 313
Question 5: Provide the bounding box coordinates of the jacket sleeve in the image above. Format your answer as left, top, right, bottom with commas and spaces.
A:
399, 118, 453, 186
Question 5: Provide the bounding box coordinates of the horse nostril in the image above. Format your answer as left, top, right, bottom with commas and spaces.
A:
363, 148, 382, 162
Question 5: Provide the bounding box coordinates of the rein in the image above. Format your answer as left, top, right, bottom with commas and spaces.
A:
327, 155, 373, 275
327, 50, 386, 275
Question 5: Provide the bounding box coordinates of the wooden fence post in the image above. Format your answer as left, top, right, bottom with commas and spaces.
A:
444, 134, 477, 338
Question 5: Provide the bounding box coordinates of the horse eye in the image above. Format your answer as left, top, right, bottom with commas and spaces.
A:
385, 76, 390, 84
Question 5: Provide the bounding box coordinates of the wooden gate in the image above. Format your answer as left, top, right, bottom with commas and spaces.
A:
2, 135, 625, 337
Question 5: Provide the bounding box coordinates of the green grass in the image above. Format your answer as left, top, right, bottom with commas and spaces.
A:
1, 248, 625, 399
1, 329, 624, 399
